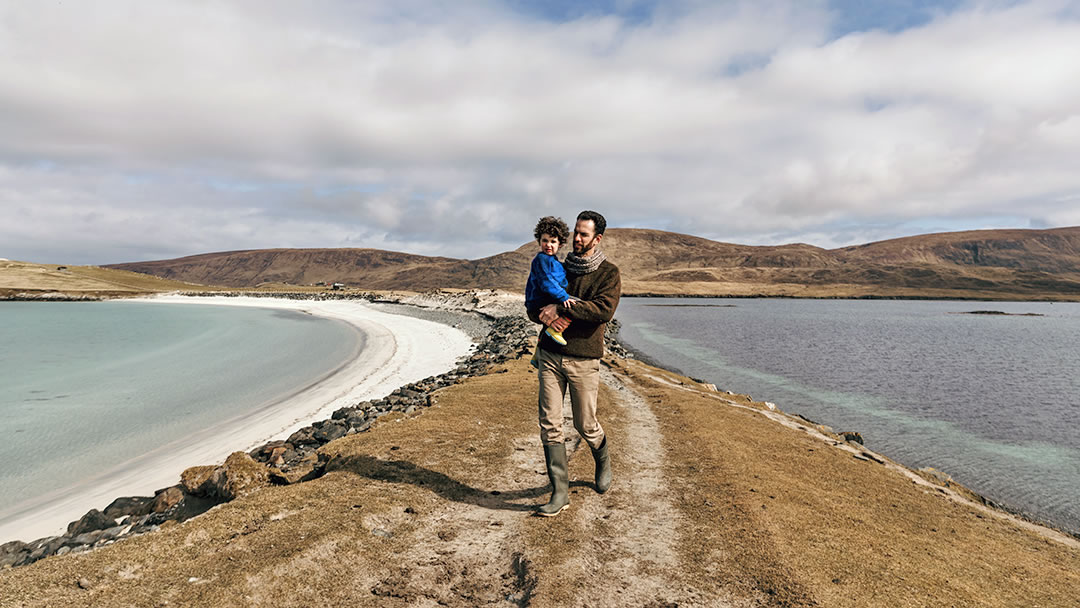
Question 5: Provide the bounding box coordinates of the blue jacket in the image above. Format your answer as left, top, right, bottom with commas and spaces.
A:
525, 252, 570, 310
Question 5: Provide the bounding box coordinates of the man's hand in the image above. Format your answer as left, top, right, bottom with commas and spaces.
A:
550, 316, 570, 332
539, 303, 560, 326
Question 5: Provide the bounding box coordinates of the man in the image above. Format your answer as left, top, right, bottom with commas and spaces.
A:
528, 210, 621, 517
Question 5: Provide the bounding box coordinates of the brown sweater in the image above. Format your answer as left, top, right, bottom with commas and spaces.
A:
527, 258, 621, 359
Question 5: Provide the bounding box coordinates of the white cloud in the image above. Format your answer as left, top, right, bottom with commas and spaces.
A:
1, 0, 1079, 264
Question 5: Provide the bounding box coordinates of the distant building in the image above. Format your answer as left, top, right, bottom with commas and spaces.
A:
331, 282, 345, 290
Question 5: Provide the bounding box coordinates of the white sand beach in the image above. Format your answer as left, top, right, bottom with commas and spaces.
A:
0, 295, 474, 543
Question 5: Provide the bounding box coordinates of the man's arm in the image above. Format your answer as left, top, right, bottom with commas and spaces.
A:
558, 268, 620, 323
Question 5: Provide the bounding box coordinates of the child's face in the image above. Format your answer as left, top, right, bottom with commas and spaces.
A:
538, 233, 561, 256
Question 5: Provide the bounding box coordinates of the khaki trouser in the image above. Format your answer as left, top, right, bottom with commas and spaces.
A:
537, 347, 605, 449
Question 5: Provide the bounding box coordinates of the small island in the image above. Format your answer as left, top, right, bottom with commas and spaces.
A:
954, 310, 1046, 316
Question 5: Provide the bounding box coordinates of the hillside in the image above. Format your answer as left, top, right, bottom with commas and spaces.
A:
0, 260, 223, 299
105, 226, 1080, 300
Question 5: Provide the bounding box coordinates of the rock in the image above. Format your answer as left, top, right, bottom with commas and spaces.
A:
287, 426, 319, 446
66, 529, 105, 548
180, 465, 217, 495
25, 537, 65, 564
249, 440, 290, 462
0, 541, 28, 568
151, 487, 186, 513
78, 577, 92, 589
99, 525, 128, 542
211, 452, 269, 500
103, 496, 154, 519
839, 431, 864, 445
67, 509, 115, 536
313, 420, 347, 443
331, 406, 355, 420
268, 452, 322, 485
268, 446, 287, 466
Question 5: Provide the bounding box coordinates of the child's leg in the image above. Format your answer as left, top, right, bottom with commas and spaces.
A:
544, 317, 570, 346
530, 328, 543, 368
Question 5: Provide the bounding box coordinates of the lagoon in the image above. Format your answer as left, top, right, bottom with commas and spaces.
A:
615, 298, 1080, 535
0, 300, 359, 536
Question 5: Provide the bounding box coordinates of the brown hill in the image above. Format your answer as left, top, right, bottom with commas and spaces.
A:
0, 259, 224, 299
833, 226, 1080, 273
106, 226, 1080, 300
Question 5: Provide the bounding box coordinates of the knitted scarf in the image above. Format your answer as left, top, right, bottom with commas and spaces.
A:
564, 249, 607, 275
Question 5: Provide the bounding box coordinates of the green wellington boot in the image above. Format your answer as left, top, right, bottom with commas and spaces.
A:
537, 443, 570, 517
592, 436, 612, 494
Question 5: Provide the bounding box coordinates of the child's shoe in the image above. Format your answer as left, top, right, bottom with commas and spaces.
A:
545, 326, 568, 346
530, 348, 540, 369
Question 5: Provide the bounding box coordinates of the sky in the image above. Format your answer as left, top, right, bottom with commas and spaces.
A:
2, 0, 1080, 265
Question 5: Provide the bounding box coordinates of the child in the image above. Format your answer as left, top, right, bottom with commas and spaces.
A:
525, 216, 576, 366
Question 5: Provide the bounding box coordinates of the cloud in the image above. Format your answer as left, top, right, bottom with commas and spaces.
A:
1, 0, 1079, 264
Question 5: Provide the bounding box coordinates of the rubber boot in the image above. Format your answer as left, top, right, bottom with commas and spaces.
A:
592, 436, 612, 494
537, 443, 569, 517
545, 325, 568, 346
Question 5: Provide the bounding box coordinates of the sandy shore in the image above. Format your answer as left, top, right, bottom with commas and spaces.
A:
0, 295, 474, 543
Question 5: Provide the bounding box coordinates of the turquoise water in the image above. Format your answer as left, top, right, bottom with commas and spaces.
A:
616, 298, 1080, 535
0, 301, 359, 516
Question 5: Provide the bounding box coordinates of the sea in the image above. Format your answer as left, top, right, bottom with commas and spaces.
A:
0, 300, 360, 523
614, 297, 1080, 536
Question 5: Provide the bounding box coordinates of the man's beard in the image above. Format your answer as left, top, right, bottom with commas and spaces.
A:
574, 237, 598, 255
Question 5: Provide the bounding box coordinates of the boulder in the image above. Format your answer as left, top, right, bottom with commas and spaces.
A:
331, 406, 355, 420
0, 540, 28, 568
67, 509, 115, 536
180, 465, 217, 495
268, 452, 321, 485
103, 496, 154, 519
268, 446, 287, 466
25, 537, 65, 564
313, 420, 347, 443
65, 529, 105, 548
287, 426, 319, 446
201, 452, 269, 500
249, 440, 290, 462
99, 525, 128, 542
151, 486, 186, 513
839, 431, 864, 445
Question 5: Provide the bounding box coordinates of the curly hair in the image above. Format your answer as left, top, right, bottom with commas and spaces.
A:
534, 216, 570, 245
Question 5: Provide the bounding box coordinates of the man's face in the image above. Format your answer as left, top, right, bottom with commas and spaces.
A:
573, 219, 601, 255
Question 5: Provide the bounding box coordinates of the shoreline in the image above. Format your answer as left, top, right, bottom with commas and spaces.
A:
0, 295, 475, 544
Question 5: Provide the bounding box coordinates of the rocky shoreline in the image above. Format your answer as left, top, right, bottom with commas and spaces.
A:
0, 290, 630, 569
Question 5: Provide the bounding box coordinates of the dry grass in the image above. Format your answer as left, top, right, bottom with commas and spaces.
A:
0, 260, 223, 297
2, 354, 1078, 607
